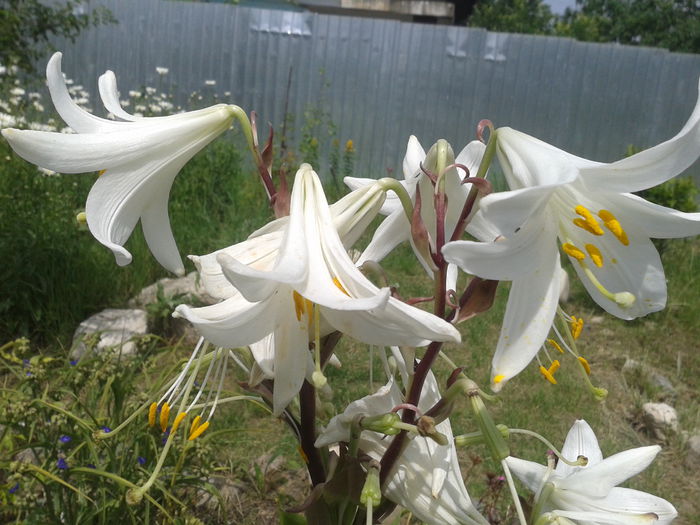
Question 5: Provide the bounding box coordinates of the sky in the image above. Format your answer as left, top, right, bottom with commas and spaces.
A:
546, 0, 578, 14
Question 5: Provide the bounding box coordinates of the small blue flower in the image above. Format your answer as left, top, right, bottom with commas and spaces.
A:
57, 457, 68, 470
137, 456, 146, 466
87, 463, 96, 469
69, 360, 78, 366
101, 426, 112, 433
8, 483, 19, 494
59, 435, 72, 443
161, 428, 170, 445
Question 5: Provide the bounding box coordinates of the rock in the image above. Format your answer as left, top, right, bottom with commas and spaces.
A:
71, 308, 148, 359
641, 402, 678, 440
686, 434, 700, 469
14, 447, 42, 465
650, 372, 677, 401
195, 475, 245, 512
128, 271, 215, 308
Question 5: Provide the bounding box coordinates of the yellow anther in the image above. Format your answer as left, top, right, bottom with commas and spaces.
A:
189, 415, 202, 438
578, 356, 591, 375
292, 291, 313, 323
159, 402, 170, 433
548, 360, 561, 374
598, 210, 629, 246
572, 218, 600, 236
148, 402, 158, 427
171, 412, 187, 435
539, 365, 558, 385
493, 374, 505, 384
98, 169, 106, 176
188, 421, 209, 441
333, 277, 350, 296
569, 316, 584, 340
585, 244, 603, 268
562, 242, 586, 261
546, 339, 565, 354
574, 205, 604, 235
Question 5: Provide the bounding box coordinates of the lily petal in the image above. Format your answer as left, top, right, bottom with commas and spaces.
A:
489, 239, 560, 390
46, 52, 116, 133
504, 456, 549, 494
357, 208, 411, 265
558, 445, 661, 498
554, 486, 677, 525
556, 420, 604, 478
443, 210, 558, 281
98, 70, 140, 121
612, 192, 700, 239
174, 293, 280, 349
580, 78, 700, 193
270, 289, 310, 415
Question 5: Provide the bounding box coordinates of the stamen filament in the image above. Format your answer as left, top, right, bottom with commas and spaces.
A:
580, 264, 635, 307
311, 304, 327, 388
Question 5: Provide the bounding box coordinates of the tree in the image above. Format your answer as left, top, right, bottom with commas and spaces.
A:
467, 0, 555, 35
0, 0, 113, 86
555, 0, 700, 53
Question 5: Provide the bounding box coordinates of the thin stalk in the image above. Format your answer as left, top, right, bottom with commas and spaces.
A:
501, 459, 528, 525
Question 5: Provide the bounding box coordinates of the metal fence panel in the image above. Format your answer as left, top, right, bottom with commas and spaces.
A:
54, 0, 700, 179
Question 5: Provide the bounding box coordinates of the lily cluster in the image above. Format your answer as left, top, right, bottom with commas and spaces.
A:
3, 51, 697, 524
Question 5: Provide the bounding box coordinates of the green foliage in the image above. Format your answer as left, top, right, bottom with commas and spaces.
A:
468, 0, 699, 54
468, 0, 555, 35
0, 138, 268, 345
555, 0, 700, 53
0, 337, 216, 524
0, 1, 114, 87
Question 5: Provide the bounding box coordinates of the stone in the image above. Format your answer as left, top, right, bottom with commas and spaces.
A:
195, 475, 245, 513
128, 271, 215, 308
71, 308, 148, 359
650, 372, 677, 401
686, 433, 700, 469
641, 402, 678, 440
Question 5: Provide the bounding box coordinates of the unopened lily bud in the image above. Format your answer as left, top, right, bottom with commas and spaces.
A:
359, 413, 401, 435
360, 461, 381, 508
470, 394, 510, 461
416, 415, 448, 446
455, 424, 509, 447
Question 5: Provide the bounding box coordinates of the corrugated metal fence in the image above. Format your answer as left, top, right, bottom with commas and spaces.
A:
57, 0, 700, 179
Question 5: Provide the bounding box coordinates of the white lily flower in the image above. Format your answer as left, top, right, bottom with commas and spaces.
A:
345, 136, 499, 290
1, 52, 240, 275
192, 178, 390, 302
315, 348, 488, 525
443, 80, 700, 390
506, 420, 677, 525
175, 165, 461, 413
